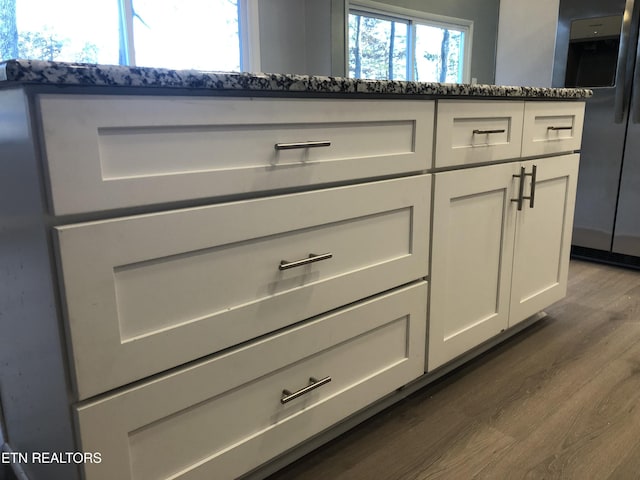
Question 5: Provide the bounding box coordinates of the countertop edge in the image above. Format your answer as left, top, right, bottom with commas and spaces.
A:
0, 59, 594, 99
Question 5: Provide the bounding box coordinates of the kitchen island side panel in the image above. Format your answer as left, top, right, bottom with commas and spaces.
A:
0, 88, 79, 480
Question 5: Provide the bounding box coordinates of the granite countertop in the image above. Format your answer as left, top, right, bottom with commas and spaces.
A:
0, 59, 593, 99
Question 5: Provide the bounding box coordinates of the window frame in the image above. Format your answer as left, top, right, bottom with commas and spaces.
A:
238, 0, 261, 73
347, 0, 473, 83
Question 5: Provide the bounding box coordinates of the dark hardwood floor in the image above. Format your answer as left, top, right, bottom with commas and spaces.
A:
267, 259, 640, 480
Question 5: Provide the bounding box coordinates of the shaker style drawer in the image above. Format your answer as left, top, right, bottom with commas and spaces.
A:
37, 94, 435, 215
435, 100, 524, 168
56, 175, 431, 400
521, 101, 585, 157
75, 282, 428, 480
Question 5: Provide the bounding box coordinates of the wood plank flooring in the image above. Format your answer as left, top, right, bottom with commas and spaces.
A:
267, 259, 640, 480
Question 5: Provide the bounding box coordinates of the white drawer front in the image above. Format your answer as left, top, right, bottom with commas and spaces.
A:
38, 94, 434, 215
521, 101, 585, 157
435, 100, 524, 168
75, 282, 427, 480
56, 175, 430, 399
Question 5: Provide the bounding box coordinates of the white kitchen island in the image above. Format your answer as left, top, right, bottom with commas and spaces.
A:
0, 60, 590, 480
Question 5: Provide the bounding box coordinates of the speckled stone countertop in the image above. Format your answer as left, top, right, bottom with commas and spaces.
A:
0, 59, 592, 99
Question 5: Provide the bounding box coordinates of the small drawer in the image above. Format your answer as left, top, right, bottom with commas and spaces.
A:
37, 94, 434, 215
55, 175, 430, 399
435, 100, 524, 168
521, 101, 585, 157
75, 282, 427, 480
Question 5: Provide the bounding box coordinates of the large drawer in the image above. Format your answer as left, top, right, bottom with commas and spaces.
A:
75, 282, 428, 480
521, 101, 585, 157
435, 100, 524, 168
56, 175, 430, 399
37, 94, 435, 215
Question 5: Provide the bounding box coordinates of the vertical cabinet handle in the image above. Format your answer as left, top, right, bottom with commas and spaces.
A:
523, 165, 537, 209
512, 165, 537, 211
281, 376, 332, 404
511, 166, 526, 211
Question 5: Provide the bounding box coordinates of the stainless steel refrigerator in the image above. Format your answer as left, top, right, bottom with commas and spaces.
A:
553, 0, 640, 263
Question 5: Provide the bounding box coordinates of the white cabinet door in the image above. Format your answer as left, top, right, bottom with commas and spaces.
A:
509, 154, 579, 324
428, 163, 519, 371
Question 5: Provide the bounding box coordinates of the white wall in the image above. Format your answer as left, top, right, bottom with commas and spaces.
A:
495, 0, 560, 87
258, 0, 333, 75
305, 0, 333, 75
258, 0, 307, 74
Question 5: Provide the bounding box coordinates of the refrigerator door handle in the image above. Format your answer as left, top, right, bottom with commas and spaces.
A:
633, 67, 640, 124
632, 15, 640, 123
615, 0, 637, 123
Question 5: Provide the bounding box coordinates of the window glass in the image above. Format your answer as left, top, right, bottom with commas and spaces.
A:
1, 0, 245, 71
414, 23, 464, 83
348, 7, 468, 83
132, 0, 240, 71
1, 0, 120, 63
348, 12, 408, 80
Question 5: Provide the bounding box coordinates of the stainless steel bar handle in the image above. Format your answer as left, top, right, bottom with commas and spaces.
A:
633, 61, 640, 124
523, 164, 537, 209
632, 7, 640, 123
511, 166, 526, 211
547, 126, 573, 131
279, 252, 333, 271
274, 141, 331, 150
472, 129, 506, 135
614, 0, 636, 123
281, 376, 332, 404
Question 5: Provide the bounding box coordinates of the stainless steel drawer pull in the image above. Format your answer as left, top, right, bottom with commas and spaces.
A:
547, 126, 572, 131
279, 252, 333, 270
274, 141, 331, 150
472, 129, 505, 135
281, 376, 332, 404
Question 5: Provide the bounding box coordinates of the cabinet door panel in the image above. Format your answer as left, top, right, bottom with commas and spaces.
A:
429, 163, 518, 371
509, 154, 579, 324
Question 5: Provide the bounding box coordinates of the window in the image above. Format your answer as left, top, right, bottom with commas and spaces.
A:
348, 1, 471, 83
0, 0, 259, 71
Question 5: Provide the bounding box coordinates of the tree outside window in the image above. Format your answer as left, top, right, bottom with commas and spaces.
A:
0, 0, 117, 63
